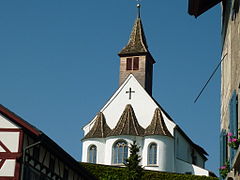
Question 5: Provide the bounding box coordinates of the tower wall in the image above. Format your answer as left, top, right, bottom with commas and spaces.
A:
119, 55, 153, 95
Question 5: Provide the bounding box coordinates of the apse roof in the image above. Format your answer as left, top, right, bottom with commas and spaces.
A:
107, 104, 145, 137
83, 112, 111, 139
144, 108, 173, 137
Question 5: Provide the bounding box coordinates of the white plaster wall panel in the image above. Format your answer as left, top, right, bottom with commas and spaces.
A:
0, 146, 4, 152
105, 136, 143, 166
0, 160, 16, 176
0, 114, 19, 129
82, 139, 105, 164
0, 132, 20, 152
175, 159, 209, 176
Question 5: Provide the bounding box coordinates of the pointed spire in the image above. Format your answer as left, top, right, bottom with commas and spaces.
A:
118, 5, 149, 56
144, 108, 172, 137
107, 104, 145, 137
83, 112, 111, 139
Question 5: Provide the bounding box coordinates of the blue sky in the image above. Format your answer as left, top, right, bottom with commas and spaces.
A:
0, 0, 221, 175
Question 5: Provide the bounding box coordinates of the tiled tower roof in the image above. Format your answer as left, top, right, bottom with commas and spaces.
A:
83, 112, 111, 139
144, 108, 172, 137
119, 17, 149, 56
107, 104, 144, 137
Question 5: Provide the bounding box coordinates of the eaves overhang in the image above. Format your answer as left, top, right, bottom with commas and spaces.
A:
188, 0, 222, 18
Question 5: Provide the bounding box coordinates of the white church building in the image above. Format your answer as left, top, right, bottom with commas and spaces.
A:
82, 4, 211, 176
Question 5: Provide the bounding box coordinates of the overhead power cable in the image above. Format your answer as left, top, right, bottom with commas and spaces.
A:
194, 53, 228, 103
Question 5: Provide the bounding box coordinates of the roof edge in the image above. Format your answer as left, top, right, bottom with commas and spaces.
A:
0, 104, 41, 136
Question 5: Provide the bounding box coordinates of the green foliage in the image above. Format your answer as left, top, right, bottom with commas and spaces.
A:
124, 141, 143, 180
80, 163, 218, 180
219, 161, 230, 179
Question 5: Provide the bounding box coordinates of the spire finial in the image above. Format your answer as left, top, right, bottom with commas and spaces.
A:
136, 0, 141, 18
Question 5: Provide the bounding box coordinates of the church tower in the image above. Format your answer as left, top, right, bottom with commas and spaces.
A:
118, 4, 155, 96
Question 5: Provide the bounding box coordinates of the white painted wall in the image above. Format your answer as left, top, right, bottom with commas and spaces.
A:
143, 136, 174, 172
82, 135, 176, 173
0, 114, 19, 129
0, 160, 16, 177
0, 132, 20, 152
105, 136, 143, 165
0, 115, 20, 177
175, 159, 209, 176
101, 75, 159, 129
81, 75, 209, 176
82, 139, 106, 164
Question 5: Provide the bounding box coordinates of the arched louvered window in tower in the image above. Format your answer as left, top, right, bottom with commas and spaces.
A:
113, 140, 128, 164
88, 145, 97, 163
148, 143, 157, 165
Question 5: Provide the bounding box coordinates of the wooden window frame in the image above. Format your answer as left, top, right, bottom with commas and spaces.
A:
126, 57, 139, 71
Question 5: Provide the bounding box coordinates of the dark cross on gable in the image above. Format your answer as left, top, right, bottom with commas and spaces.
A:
126, 88, 135, 100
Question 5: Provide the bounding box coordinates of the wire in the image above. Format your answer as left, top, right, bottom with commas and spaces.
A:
194, 53, 228, 103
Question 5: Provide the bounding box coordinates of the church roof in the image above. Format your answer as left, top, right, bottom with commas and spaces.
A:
118, 17, 149, 56
144, 108, 173, 137
107, 104, 144, 137
83, 112, 111, 139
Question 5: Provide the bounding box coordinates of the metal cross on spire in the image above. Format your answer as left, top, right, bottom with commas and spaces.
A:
136, 0, 142, 18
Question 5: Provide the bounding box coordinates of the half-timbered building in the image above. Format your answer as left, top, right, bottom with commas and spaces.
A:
0, 104, 95, 180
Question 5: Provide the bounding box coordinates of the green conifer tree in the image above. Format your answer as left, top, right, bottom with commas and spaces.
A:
124, 141, 143, 180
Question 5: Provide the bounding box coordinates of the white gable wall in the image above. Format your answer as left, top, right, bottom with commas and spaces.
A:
83, 75, 176, 136
101, 75, 158, 129
0, 114, 19, 129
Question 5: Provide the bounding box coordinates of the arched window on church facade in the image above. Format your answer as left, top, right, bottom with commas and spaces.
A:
148, 143, 157, 165
112, 140, 128, 164
88, 145, 97, 163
